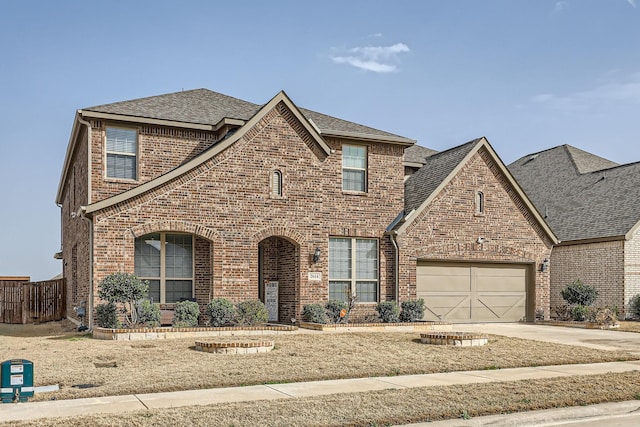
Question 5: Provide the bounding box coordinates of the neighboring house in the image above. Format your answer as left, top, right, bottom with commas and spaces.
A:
393, 138, 556, 322
509, 144, 640, 317
56, 88, 554, 327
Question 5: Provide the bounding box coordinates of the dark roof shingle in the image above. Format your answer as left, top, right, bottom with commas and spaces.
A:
508, 145, 640, 241
84, 88, 413, 142
404, 144, 438, 164
404, 139, 480, 213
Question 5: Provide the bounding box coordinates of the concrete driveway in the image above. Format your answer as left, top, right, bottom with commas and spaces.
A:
454, 323, 640, 356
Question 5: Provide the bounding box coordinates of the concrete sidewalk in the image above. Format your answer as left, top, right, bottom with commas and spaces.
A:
1, 360, 639, 423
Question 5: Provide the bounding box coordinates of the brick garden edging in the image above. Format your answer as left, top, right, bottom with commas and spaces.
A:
420, 332, 488, 347
537, 320, 620, 330
194, 339, 275, 354
299, 321, 452, 333
93, 324, 297, 341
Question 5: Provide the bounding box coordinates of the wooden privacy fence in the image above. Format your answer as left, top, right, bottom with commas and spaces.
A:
0, 279, 66, 324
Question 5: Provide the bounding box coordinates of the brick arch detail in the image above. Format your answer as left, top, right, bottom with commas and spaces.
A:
129, 220, 220, 242
410, 243, 540, 263
251, 226, 306, 247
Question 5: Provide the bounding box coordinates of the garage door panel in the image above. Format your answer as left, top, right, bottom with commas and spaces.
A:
417, 262, 528, 323
476, 277, 526, 292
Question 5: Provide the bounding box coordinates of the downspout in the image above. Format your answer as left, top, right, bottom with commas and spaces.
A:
76, 113, 95, 329
78, 207, 94, 330
390, 231, 400, 303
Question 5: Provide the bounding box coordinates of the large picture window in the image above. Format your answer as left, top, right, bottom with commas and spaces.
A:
106, 127, 137, 180
342, 145, 367, 192
329, 237, 378, 302
135, 233, 193, 303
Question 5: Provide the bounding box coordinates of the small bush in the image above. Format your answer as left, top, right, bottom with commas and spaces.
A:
206, 298, 236, 327
553, 305, 573, 321
236, 300, 268, 325
325, 300, 349, 323
561, 279, 598, 306
630, 294, 640, 319
400, 299, 425, 322
136, 299, 160, 327
571, 305, 589, 321
594, 307, 618, 327
302, 304, 328, 324
97, 272, 149, 327
95, 302, 120, 329
173, 300, 200, 328
376, 301, 400, 323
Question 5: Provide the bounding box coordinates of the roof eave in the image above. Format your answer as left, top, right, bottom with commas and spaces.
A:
320, 130, 415, 146
79, 110, 216, 131
403, 161, 424, 168
556, 235, 624, 246
56, 112, 83, 205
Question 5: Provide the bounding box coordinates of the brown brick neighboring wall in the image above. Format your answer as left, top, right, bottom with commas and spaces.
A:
398, 147, 553, 320
79, 102, 404, 324
625, 229, 640, 316
551, 240, 625, 315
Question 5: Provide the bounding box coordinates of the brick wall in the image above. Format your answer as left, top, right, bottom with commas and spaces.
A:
551, 240, 624, 315
78, 101, 404, 323
397, 147, 553, 320
625, 229, 640, 316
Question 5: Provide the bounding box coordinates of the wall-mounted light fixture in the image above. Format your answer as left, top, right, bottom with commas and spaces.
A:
540, 258, 550, 272
312, 247, 321, 264
476, 237, 485, 244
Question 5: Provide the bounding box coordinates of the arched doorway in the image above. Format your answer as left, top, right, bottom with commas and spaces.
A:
258, 236, 300, 324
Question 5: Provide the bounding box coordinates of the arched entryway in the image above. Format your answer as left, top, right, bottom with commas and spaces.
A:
258, 236, 300, 324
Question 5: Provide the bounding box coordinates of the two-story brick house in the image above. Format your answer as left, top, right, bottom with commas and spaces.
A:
56, 89, 555, 327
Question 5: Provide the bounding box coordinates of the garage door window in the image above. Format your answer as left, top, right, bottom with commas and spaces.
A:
329, 238, 378, 302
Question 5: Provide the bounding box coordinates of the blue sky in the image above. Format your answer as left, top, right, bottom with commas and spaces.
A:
0, 0, 638, 280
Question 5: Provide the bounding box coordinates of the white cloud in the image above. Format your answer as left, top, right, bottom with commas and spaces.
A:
552, 1, 568, 14
330, 42, 410, 73
628, 0, 637, 7
531, 72, 640, 112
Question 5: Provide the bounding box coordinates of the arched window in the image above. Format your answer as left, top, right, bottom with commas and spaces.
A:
476, 191, 485, 214
271, 170, 282, 197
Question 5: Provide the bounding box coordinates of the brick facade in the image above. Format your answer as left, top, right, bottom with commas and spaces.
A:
61, 100, 404, 325
551, 240, 625, 315
624, 228, 640, 315
397, 147, 553, 320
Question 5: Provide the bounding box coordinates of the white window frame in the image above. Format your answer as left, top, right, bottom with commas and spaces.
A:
135, 232, 195, 304
105, 126, 138, 180
271, 169, 283, 198
342, 144, 368, 193
328, 237, 378, 303
475, 190, 485, 215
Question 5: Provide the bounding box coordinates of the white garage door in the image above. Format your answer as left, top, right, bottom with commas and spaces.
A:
416, 262, 528, 323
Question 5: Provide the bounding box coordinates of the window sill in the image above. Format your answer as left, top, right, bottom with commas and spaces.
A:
104, 177, 139, 184
342, 191, 369, 197
473, 213, 485, 218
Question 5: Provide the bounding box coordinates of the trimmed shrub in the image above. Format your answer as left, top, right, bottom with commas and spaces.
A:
136, 299, 160, 327
95, 302, 120, 329
207, 298, 236, 327
553, 305, 573, 321
561, 279, 598, 306
630, 294, 640, 319
236, 300, 268, 326
97, 272, 149, 327
325, 300, 349, 324
302, 303, 328, 324
571, 305, 589, 321
376, 301, 400, 323
173, 300, 200, 328
400, 299, 425, 322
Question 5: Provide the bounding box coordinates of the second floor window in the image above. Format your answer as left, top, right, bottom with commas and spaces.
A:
106, 127, 137, 180
342, 145, 367, 192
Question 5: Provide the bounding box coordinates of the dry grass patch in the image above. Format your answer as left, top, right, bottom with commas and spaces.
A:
4, 372, 640, 427
0, 324, 635, 402
618, 321, 640, 333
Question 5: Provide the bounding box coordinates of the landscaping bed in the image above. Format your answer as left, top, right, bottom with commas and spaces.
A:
299, 320, 451, 332
93, 324, 297, 340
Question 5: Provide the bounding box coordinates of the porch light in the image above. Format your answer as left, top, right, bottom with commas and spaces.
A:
312, 247, 321, 264
540, 258, 550, 272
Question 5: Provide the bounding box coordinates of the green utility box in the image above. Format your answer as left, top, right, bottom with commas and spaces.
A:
1, 359, 34, 403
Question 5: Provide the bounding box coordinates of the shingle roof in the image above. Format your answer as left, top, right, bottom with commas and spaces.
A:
404, 144, 438, 164
508, 145, 640, 242
404, 138, 481, 213
84, 88, 413, 142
